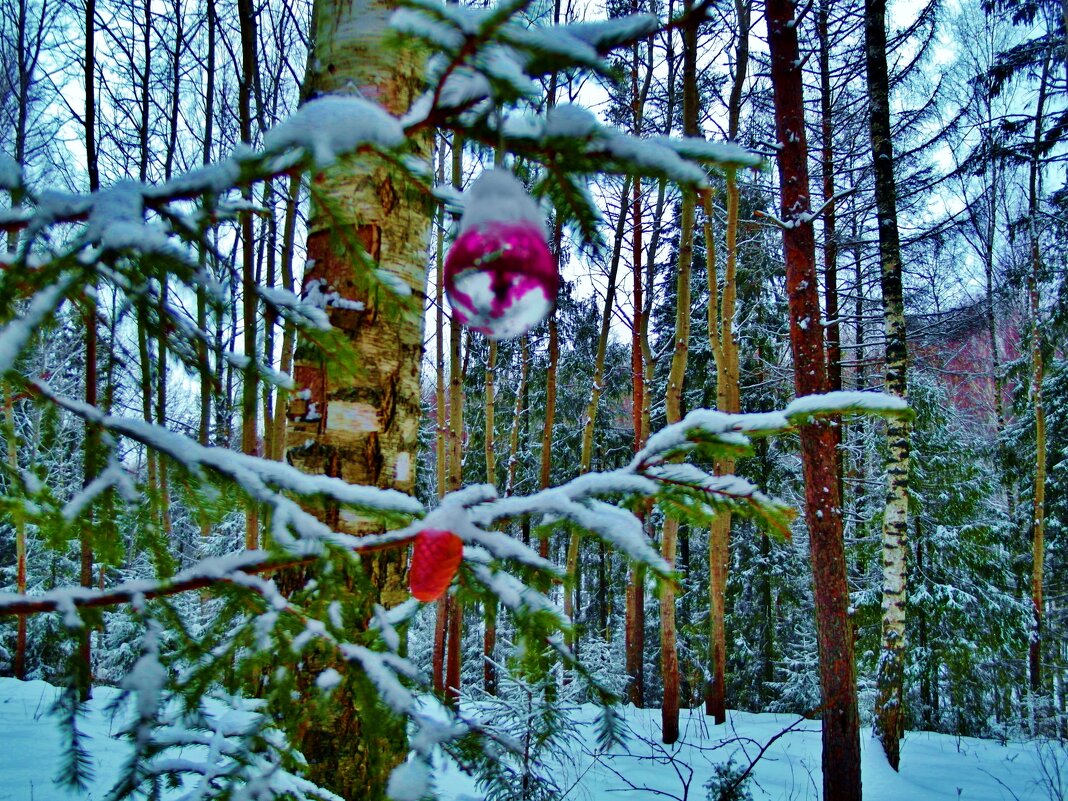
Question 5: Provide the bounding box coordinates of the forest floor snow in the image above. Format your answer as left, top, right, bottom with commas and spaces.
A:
0, 677, 1062, 801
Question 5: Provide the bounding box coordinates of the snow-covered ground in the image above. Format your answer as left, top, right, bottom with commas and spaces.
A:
1, 677, 1061, 801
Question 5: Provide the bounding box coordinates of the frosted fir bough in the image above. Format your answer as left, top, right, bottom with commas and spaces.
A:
0, 381, 909, 801
445, 170, 559, 340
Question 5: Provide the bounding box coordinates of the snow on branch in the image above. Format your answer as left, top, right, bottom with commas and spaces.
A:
0, 550, 277, 616
784, 390, 914, 423
0, 273, 77, 375
636, 408, 790, 466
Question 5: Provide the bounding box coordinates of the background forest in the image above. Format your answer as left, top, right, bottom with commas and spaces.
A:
0, 0, 1065, 799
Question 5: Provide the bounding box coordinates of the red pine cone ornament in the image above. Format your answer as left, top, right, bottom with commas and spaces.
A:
409, 529, 464, 602
444, 170, 559, 340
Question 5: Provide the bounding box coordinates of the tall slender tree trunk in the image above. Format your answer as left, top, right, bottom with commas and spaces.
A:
629, 172, 669, 710
157, 277, 172, 539
446, 592, 462, 705
139, 0, 151, 182
238, 0, 261, 551
624, 14, 655, 707
704, 0, 749, 725
566, 177, 631, 644
435, 139, 448, 502
866, 0, 911, 771
136, 0, 157, 532
5, 389, 26, 678
269, 175, 301, 462
433, 597, 448, 696
443, 136, 465, 707
627, 166, 645, 708
486, 342, 496, 487
482, 334, 498, 695
261, 178, 279, 471
81, 307, 97, 701
6, 0, 30, 679
278, 0, 430, 793
1027, 48, 1051, 700
540, 0, 563, 565
430, 137, 449, 697
79, 0, 101, 702
163, 0, 183, 181
626, 165, 648, 709
505, 337, 529, 498
817, 0, 845, 520
766, 1, 861, 797
661, 0, 698, 745
197, 0, 217, 561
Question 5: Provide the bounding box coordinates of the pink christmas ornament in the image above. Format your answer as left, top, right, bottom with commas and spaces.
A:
445, 170, 559, 340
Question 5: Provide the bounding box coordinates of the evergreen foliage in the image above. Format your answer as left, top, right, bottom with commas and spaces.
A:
0, 2, 913, 797
1, 0, 1065, 795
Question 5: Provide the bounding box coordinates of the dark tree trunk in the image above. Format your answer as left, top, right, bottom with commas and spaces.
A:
80, 0, 100, 702
238, 0, 260, 550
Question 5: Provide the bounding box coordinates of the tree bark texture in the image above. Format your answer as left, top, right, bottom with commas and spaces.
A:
766, 1, 861, 797
281, 0, 430, 795
817, 0, 844, 516
865, 0, 911, 771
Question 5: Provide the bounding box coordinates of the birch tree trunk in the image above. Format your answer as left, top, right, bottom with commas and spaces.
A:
766, 0, 861, 796
865, 0, 911, 771
279, 0, 429, 794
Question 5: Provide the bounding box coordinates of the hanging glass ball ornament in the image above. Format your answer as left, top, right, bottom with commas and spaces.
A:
444, 170, 559, 340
